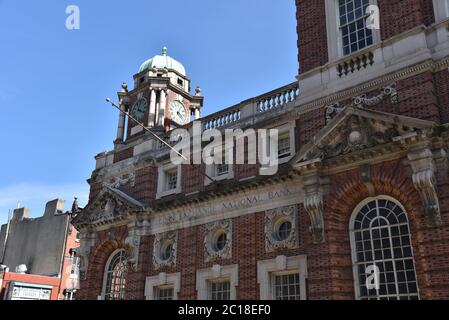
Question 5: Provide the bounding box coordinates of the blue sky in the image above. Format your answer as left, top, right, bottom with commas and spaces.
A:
0, 0, 298, 224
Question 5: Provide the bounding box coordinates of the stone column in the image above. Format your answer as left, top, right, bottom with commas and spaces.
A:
148, 89, 157, 127
116, 100, 126, 143
194, 107, 201, 120
158, 89, 167, 126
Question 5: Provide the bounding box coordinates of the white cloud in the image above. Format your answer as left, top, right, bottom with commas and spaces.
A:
0, 183, 89, 225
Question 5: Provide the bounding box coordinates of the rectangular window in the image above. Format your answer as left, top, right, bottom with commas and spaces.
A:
215, 163, 229, 176
211, 149, 231, 178
338, 0, 373, 55
165, 170, 178, 191
278, 134, 291, 159
155, 287, 174, 300
272, 273, 301, 300
210, 281, 231, 301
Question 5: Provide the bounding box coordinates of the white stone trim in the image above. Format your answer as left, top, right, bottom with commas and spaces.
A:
151, 181, 303, 235
156, 161, 182, 199
145, 272, 181, 300
298, 21, 449, 108
433, 0, 449, 22
196, 264, 239, 300
130, 126, 143, 136
257, 255, 307, 300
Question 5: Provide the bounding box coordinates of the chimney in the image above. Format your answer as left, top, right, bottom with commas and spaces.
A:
44, 199, 66, 216
12, 208, 30, 221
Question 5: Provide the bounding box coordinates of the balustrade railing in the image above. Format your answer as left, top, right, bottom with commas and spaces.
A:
256, 82, 299, 113
337, 50, 374, 77
203, 108, 241, 130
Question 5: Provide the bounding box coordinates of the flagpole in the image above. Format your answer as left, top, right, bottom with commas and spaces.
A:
1, 209, 12, 264
106, 98, 215, 183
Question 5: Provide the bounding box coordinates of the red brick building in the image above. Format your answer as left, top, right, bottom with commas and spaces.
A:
0, 200, 80, 300
73, 0, 449, 300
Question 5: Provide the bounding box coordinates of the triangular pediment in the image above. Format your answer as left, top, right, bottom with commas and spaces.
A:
72, 185, 145, 229
291, 106, 436, 166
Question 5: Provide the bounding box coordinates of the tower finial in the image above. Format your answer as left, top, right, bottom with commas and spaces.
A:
162, 46, 167, 56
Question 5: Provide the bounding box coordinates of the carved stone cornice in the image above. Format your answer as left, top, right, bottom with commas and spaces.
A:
407, 148, 442, 227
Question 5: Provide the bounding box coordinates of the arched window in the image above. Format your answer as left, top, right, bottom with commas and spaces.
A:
102, 249, 128, 300
350, 197, 419, 300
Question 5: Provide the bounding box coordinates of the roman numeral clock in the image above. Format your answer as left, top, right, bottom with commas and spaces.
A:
115, 47, 204, 143
169, 100, 188, 125
130, 98, 148, 121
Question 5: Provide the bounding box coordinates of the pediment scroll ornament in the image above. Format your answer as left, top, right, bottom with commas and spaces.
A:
325, 84, 398, 124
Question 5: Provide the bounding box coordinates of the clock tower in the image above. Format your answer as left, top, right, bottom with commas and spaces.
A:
114, 47, 204, 145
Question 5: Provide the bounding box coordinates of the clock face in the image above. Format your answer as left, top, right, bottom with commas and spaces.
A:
130, 98, 148, 121
169, 100, 188, 124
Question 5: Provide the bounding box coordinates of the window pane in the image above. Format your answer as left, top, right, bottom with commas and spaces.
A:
338, 0, 373, 55
210, 281, 231, 300
156, 287, 174, 300
165, 170, 178, 190
103, 250, 128, 300
351, 199, 419, 300
273, 273, 300, 300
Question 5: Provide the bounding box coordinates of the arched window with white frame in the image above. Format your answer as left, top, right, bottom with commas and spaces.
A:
349, 197, 419, 300
102, 249, 128, 300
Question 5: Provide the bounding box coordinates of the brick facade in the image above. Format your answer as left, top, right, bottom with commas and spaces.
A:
295, 0, 328, 74
75, 0, 449, 300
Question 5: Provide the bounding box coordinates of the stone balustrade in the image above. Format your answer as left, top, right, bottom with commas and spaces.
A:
256, 83, 300, 113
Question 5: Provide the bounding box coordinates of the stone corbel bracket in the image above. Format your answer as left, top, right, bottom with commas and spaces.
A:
302, 174, 328, 244
408, 148, 442, 227
125, 220, 151, 272
78, 232, 97, 280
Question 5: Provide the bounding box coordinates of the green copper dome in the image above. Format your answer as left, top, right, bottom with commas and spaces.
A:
139, 47, 186, 76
